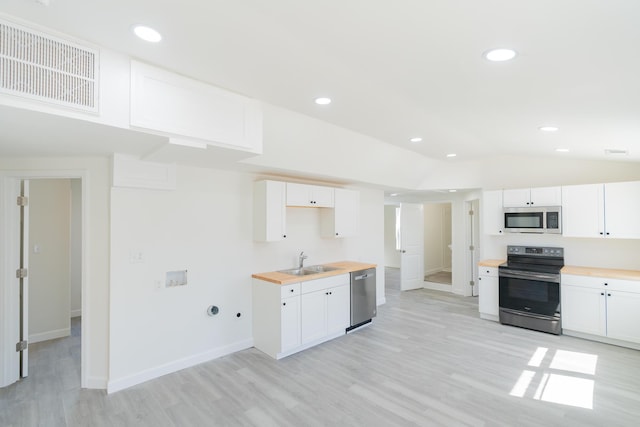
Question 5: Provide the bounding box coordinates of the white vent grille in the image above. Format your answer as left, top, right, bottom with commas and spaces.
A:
0, 19, 98, 111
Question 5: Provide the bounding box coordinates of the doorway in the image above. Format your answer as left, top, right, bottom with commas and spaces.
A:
423, 202, 452, 289
0, 174, 86, 389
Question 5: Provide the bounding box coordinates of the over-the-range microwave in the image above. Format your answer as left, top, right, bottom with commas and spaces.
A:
503, 206, 562, 234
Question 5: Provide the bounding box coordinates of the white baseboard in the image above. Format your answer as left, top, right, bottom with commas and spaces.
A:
107, 338, 254, 394
29, 328, 70, 344
377, 297, 386, 306
70, 309, 82, 318
84, 376, 108, 389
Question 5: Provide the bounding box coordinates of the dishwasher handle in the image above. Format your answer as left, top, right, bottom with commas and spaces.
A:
354, 272, 375, 281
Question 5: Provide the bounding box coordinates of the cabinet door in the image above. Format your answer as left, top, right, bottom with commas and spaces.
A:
254, 180, 287, 242
561, 184, 604, 238
326, 284, 350, 335
281, 296, 300, 352
604, 181, 640, 239
300, 289, 327, 344
478, 274, 499, 317
606, 291, 640, 344
482, 190, 504, 235
561, 285, 606, 336
286, 183, 312, 206
334, 189, 359, 237
502, 189, 531, 207
531, 187, 562, 206
311, 186, 335, 207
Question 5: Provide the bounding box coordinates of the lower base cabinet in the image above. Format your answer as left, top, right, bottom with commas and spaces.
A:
561, 274, 640, 348
253, 274, 350, 359
478, 266, 499, 321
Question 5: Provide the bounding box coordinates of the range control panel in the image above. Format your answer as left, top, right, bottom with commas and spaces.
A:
507, 245, 564, 258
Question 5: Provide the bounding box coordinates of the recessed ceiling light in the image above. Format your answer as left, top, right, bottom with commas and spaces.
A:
555, 148, 570, 153
314, 97, 332, 105
484, 48, 517, 62
133, 25, 162, 43
605, 149, 628, 156
449, 189, 457, 193
390, 193, 399, 197
446, 153, 457, 158
539, 126, 559, 132
410, 137, 422, 143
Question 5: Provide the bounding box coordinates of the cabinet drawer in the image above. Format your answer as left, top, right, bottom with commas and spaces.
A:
302, 274, 350, 294
281, 283, 301, 298
562, 274, 640, 293
478, 266, 498, 277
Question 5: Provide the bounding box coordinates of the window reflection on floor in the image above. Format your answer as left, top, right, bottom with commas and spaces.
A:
510, 347, 597, 409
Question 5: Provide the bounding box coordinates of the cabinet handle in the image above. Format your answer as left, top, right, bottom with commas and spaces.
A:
604, 283, 608, 286
600, 292, 604, 296
282, 302, 286, 306
290, 289, 294, 293
608, 293, 611, 297
283, 234, 287, 238
606, 232, 610, 235
335, 233, 339, 236
499, 230, 502, 234
599, 232, 604, 235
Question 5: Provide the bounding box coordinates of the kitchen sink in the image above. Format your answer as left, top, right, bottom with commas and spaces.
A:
278, 268, 317, 276
303, 265, 341, 273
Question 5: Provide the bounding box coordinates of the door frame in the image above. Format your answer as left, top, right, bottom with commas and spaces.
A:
0, 170, 89, 389
465, 198, 480, 297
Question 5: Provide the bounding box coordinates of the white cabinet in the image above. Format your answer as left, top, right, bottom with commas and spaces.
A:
503, 186, 561, 207
300, 275, 350, 344
482, 190, 504, 235
286, 183, 334, 207
561, 274, 640, 347
478, 266, 499, 321
252, 281, 301, 359
321, 188, 359, 238
253, 180, 287, 242
562, 181, 640, 239
253, 274, 350, 359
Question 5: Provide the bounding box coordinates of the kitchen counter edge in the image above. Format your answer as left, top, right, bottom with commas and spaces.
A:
478, 259, 640, 281
252, 261, 377, 285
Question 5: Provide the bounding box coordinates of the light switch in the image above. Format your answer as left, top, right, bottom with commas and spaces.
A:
33, 244, 41, 254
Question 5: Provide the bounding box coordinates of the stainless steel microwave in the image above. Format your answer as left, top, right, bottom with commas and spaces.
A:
503, 206, 562, 234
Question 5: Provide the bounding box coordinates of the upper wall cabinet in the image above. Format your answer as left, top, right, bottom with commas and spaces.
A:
286, 183, 335, 207
321, 189, 359, 238
502, 186, 561, 207
130, 61, 262, 153
482, 190, 504, 235
254, 181, 287, 242
562, 181, 640, 239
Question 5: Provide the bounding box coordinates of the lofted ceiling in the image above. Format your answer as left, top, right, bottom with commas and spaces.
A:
1, 0, 640, 164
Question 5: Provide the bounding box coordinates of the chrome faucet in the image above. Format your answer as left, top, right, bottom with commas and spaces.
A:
299, 251, 308, 269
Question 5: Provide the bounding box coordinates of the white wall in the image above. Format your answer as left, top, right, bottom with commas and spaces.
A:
108, 166, 385, 391
28, 179, 71, 343
70, 179, 82, 318
384, 205, 400, 268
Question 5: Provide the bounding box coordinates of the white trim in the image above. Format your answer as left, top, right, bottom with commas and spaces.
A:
70, 310, 82, 318
377, 297, 387, 306
423, 281, 453, 293
29, 328, 70, 344
0, 170, 90, 389
107, 339, 254, 394
85, 376, 108, 389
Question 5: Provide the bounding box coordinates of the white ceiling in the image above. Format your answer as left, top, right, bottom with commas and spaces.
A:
2, 0, 640, 163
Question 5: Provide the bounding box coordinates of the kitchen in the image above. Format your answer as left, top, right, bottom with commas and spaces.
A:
2, 1, 640, 425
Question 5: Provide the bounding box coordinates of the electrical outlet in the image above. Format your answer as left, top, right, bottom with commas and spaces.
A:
130, 251, 144, 264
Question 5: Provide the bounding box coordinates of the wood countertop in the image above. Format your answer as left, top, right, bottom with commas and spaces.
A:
478, 259, 640, 281
478, 259, 505, 268
252, 261, 377, 285
561, 265, 640, 281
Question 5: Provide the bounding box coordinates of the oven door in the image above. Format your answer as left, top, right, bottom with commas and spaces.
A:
499, 270, 560, 318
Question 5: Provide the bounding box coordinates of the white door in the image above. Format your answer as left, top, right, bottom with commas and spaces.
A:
399, 203, 424, 291
18, 180, 30, 378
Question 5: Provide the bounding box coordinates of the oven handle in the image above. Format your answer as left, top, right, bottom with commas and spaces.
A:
499, 307, 560, 321
499, 270, 559, 283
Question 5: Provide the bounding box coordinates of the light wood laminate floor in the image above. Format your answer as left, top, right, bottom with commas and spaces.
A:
2, 269, 640, 426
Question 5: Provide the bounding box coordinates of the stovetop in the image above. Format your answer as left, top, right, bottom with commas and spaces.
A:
500, 245, 565, 274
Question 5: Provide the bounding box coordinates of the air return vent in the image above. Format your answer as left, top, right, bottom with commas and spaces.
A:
0, 19, 98, 112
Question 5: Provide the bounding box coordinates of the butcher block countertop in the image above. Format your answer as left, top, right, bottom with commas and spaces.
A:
478, 259, 505, 268
252, 261, 377, 285
561, 265, 640, 281
478, 259, 640, 281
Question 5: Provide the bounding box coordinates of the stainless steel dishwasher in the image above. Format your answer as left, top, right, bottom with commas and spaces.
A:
347, 268, 376, 332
